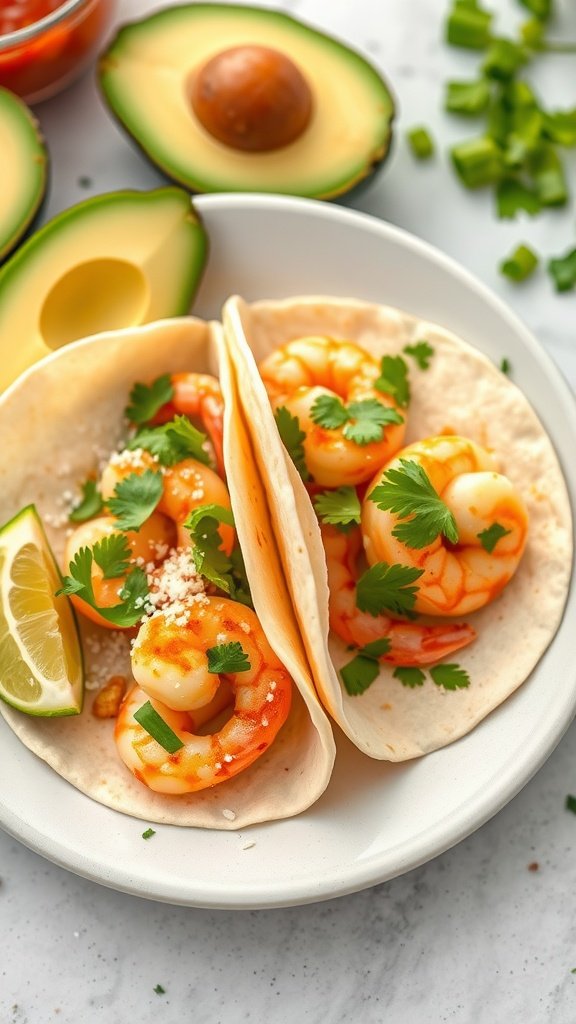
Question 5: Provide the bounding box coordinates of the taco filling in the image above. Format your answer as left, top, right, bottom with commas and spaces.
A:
223, 294, 572, 760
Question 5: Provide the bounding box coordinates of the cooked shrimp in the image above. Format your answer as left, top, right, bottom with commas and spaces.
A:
115, 597, 292, 794
150, 372, 225, 478
100, 450, 235, 554
63, 512, 176, 629
323, 524, 476, 667
362, 435, 529, 617
259, 336, 406, 487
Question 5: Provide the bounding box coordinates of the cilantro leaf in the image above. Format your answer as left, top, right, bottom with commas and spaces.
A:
186, 503, 235, 531
370, 459, 459, 548
274, 406, 309, 481
128, 416, 211, 467
499, 357, 511, 374
429, 663, 470, 690
185, 505, 253, 608
356, 561, 423, 617
340, 639, 391, 696
313, 487, 361, 531
106, 469, 163, 532
359, 639, 392, 659
496, 178, 541, 218
403, 341, 434, 370
69, 479, 104, 523
207, 641, 251, 674
126, 374, 174, 425
57, 544, 148, 628
343, 400, 404, 446
565, 795, 576, 815
393, 667, 426, 688
374, 355, 410, 408
548, 248, 576, 292
310, 394, 349, 429
477, 522, 511, 553
91, 533, 132, 579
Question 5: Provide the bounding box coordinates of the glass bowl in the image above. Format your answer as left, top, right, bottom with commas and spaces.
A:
0, 0, 117, 104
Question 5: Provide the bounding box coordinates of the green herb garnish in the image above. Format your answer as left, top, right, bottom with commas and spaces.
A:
445, 79, 491, 115
356, 562, 424, 618
134, 700, 184, 753
565, 794, 576, 815
429, 663, 471, 690
142, 828, 156, 840
128, 415, 211, 467
313, 486, 361, 531
185, 505, 252, 607
499, 357, 511, 374
369, 459, 459, 549
126, 374, 173, 425
69, 479, 104, 523
477, 522, 512, 553
106, 469, 163, 532
340, 639, 391, 696
274, 406, 309, 481
206, 641, 251, 675
451, 136, 504, 188
393, 667, 426, 688
403, 341, 434, 370
548, 248, 576, 293
446, 3, 493, 50
154, 985, 166, 995
57, 536, 148, 628
374, 355, 410, 408
500, 243, 539, 282
496, 179, 541, 219
310, 395, 403, 447
406, 126, 435, 159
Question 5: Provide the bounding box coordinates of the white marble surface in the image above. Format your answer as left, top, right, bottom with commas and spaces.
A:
3, 0, 576, 1020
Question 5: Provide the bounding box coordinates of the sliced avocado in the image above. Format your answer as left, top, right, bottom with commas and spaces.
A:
99, 4, 395, 200
0, 187, 208, 392
0, 88, 48, 263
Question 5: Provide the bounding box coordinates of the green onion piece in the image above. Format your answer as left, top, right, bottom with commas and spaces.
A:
519, 0, 552, 19
499, 244, 539, 282
529, 144, 568, 206
406, 126, 435, 159
482, 38, 527, 81
445, 79, 491, 115
548, 248, 576, 293
520, 17, 545, 48
134, 700, 184, 753
565, 794, 576, 814
446, 5, 493, 49
542, 110, 576, 148
451, 137, 504, 187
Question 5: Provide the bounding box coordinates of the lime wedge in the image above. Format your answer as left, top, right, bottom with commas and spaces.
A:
0, 505, 84, 715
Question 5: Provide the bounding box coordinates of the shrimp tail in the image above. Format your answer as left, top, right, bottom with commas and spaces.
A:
383, 620, 477, 667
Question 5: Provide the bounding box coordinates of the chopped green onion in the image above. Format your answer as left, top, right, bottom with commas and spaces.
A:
548, 248, 576, 293
482, 38, 527, 81
529, 144, 568, 206
518, 0, 552, 19
499, 243, 539, 282
445, 79, 491, 115
451, 136, 504, 187
142, 827, 156, 840
565, 794, 576, 815
542, 110, 576, 148
133, 700, 184, 753
496, 178, 541, 218
446, 4, 493, 49
406, 126, 435, 159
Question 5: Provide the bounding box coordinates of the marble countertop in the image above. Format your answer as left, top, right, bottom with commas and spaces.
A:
3, 0, 576, 1021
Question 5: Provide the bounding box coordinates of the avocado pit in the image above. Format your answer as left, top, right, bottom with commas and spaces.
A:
190, 44, 312, 152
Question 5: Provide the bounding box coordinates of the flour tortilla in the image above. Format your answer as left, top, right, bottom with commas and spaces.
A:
223, 294, 573, 760
0, 318, 335, 827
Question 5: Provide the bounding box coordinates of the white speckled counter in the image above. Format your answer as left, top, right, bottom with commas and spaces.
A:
3, 0, 576, 1020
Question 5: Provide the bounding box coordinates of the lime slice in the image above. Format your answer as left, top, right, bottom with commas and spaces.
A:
0, 505, 84, 715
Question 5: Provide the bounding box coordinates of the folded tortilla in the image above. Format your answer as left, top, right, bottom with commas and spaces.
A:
223, 294, 572, 760
0, 318, 335, 828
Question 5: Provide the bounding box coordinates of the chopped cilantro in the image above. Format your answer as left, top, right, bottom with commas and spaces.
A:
106, 469, 163, 532
393, 667, 426, 688
310, 395, 403, 447
310, 394, 349, 430
91, 533, 132, 580
477, 522, 511, 553
499, 357, 511, 374
128, 415, 211, 467
274, 406, 309, 481
374, 355, 410, 408
356, 562, 423, 617
313, 487, 361, 531
185, 505, 253, 608
340, 638, 391, 696
154, 985, 166, 995
565, 795, 576, 814
57, 539, 148, 628
207, 641, 251, 674
369, 459, 459, 549
134, 700, 184, 753
69, 479, 104, 523
429, 663, 470, 690
548, 248, 576, 293
126, 374, 173, 425
142, 828, 156, 840
403, 341, 434, 370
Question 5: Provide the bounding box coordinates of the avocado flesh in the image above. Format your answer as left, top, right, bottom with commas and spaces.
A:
0, 88, 48, 263
99, 4, 394, 199
0, 188, 208, 392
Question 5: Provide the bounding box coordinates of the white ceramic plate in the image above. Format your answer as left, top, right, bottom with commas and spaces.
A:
1, 194, 575, 909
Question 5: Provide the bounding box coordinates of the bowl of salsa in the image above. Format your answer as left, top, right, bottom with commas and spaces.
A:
0, 0, 117, 103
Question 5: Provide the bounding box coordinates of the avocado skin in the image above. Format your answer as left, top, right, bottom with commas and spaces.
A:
0, 91, 49, 264
98, 4, 396, 201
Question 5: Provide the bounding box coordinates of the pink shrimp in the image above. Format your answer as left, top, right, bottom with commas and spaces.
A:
323, 524, 476, 667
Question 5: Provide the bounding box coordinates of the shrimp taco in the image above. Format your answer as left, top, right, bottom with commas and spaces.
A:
0, 318, 335, 828
223, 294, 572, 760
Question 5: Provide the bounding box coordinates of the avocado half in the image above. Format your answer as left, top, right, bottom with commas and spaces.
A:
0, 88, 48, 263
0, 188, 208, 392
98, 4, 395, 200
